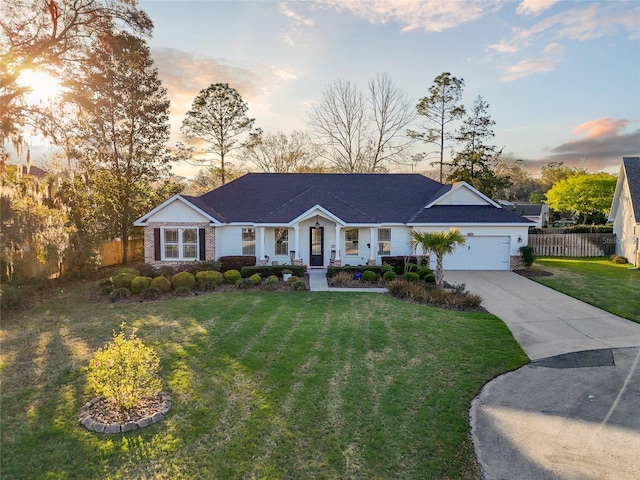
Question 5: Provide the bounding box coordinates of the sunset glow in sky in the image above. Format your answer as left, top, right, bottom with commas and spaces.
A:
14, 0, 640, 177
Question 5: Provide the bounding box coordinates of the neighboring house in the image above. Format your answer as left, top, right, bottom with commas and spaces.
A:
135, 173, 533, 271
609, 157, 640, 266
499, 201, 550, 228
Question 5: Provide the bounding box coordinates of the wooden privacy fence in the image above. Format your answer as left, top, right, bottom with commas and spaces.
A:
99, 239, 144, 266
528, 233, 616, 257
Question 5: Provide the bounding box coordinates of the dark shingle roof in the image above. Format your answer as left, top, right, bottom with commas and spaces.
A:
186, 173, 530, 225
195, 173, 445, 223
411, 205, 533, 224
623, 157, 640, 221
513, 204, 545, 216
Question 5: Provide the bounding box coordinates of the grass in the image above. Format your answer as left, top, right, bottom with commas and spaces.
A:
0, 283, 527, 479
532, 257, 640, 322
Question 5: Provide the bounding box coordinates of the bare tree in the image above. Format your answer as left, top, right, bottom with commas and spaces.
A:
307, 73, 415, 172
241, 130, 323, 173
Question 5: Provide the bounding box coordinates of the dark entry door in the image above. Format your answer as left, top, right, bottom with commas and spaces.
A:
310, 227, 324, 266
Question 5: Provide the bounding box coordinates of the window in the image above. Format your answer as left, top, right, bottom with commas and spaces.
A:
163, 228, 198, 260
242, 228, 256, 255
345, 228, 359, 255
377, 228, 391, 256
275, 228, 288, 255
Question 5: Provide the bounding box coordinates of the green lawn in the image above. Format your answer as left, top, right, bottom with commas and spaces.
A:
532, 257, 640, 322
0, 284, 527, 479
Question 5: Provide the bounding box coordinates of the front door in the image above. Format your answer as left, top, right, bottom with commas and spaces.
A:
310, 227, 324, 266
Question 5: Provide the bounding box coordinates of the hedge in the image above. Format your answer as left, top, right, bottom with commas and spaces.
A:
380, 256, 420, 274
326, 266, 383, 278
219, 256, 257, 272
241, 265, 305, 278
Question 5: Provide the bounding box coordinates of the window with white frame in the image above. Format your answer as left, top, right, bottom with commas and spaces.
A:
163, 227, 198, 260
242, 228, 256, 255
377, 228, 391, 256
275, 228, 288, 255
345, 228, 359, 255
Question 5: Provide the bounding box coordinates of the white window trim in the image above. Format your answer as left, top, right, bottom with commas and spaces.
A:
377, 228, 391, 256
161, 227, 199, 261
344, 228, 359, 256
242, 228, 256, 256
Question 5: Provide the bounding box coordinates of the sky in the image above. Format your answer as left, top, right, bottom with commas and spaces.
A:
12, 0, 640, 178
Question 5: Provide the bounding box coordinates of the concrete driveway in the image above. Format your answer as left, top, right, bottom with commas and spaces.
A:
445, 271, 640, 480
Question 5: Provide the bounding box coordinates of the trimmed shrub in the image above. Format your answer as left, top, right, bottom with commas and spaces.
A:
110, 287, 131, 300
262, 277, 279, 291
423, 273, 436, 284
404, 272, 420, 283
241, 265, 304, 278
361, 270, 378, 283
224, 269, 242, 284
327, 266, 384, 278
405, 262, 418, 273
172, 271, 196, 289
196, 270, 223, 285
219, 256, 256, 272
611, 255, 628, 264
381, 256, 418, 274
383, 271, 397, 282
157, 265, 177, 277
249, 273, 262, 285
112, 272, 136, 290
418, 267, 434, 280
519, 245, 536, 267
287, 275, 300, 284
199, 280, 217, 291
0, 285, 23, 309
236, 278, 254, 289
87, 324, 162, 410
380, 264, 394, 273
291, 280, 307, 291
184, 260, 221, 275
141, 286, 161, 299
151, 276, 172, 293
130, 276, 152, 294
113, 267, 140, 277
174, 286, 192, 296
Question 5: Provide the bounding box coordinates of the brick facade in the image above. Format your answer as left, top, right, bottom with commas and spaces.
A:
143, 223, 216, 267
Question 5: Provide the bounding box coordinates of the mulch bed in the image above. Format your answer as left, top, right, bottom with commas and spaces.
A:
513, 268, 554, 278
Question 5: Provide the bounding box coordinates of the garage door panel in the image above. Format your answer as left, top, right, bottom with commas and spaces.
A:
442, 236, 510, 270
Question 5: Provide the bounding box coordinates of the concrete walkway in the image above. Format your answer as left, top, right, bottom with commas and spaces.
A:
444, 271, 640, 480
307, 268, 387, 293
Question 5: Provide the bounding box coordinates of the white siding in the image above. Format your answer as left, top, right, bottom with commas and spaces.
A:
612, 178, 639, 265
146, 200, 209, 223
431, 187, 492, 206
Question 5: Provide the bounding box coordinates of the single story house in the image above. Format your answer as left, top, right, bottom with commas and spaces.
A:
499, 201, 550, 228
135, 173, 533, 271
609, 157, 640, 266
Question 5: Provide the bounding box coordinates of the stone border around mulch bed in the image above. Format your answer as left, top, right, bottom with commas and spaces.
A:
79, 392, 172, 433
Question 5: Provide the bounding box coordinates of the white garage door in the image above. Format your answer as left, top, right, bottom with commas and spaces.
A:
442, 236, 511, 270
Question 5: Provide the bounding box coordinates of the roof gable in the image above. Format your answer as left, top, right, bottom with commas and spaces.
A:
425, 181, 500, 208
134, 195, 221, 226
609, 157, 640, 223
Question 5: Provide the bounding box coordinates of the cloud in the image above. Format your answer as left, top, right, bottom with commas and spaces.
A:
499, 42, 564, 81
279, 2, 315, 27
315, 0, 502, 32
516, 0, 559, 16
529, 118, 640, 171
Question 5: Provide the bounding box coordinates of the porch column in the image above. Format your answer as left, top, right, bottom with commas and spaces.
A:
259, 227, 265, 261
294, 224, 300, 261
369, 227, 376, 262
334, 224, 341, 261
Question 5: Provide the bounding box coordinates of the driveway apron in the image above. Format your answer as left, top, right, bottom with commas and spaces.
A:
445, 271, 640, 480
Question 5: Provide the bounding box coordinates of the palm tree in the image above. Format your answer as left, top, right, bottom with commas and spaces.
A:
409, 229, 466, 289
